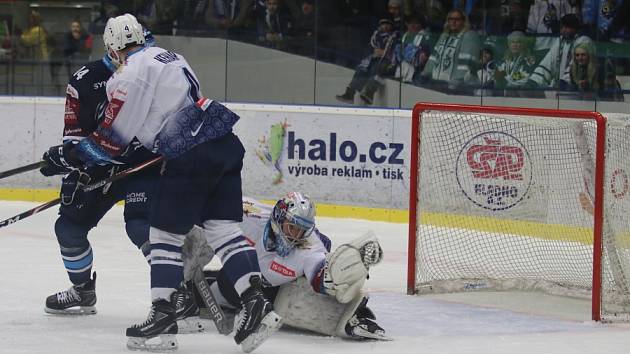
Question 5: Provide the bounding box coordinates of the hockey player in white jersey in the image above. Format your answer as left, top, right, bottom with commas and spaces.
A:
183, 192, 390, 341
44, 13, 281, 353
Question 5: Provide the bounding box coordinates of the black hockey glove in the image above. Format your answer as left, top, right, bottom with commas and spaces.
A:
60, 169, 91, 206
40, 141, 81, 177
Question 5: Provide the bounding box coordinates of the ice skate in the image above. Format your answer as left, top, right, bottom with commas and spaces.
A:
126, 300, 178, 352
335, 87, 355, 104
345, 314, 392, 341
44, 272, 97, 315
172, 282, 212, 334
345, 297, 392, 341
234, 276, 283, 353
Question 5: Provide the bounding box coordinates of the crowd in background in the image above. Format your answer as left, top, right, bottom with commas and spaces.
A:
0, 0, 628, 101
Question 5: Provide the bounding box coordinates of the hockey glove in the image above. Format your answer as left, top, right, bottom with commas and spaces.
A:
60, 169, 91, 206
40, 141, 81, 176
322, 231, 383, 303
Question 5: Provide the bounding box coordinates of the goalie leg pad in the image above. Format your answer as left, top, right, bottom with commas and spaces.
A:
274, 276, 363, 337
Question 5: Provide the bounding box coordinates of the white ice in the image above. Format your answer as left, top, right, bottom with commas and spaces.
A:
1, 201, 629, 354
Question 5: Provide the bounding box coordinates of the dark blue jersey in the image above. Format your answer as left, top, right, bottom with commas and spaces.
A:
63, 58, 113, 140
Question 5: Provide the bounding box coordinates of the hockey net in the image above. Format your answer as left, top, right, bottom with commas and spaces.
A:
408, 103, 630, 321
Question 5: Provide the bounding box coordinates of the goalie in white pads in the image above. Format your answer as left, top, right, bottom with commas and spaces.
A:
183, 192, 390, 341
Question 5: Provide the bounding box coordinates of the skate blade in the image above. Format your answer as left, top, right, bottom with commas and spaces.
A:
44, 306, 97, 315
350, 329, 394, 341
240, 311, 283, 353
126, 334, 178, 352
176, 316, 214, 334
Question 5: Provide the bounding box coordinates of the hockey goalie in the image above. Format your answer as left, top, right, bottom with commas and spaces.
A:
181, 192, 391, 341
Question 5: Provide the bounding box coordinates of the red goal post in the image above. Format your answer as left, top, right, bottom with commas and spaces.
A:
407, 103, 612, 321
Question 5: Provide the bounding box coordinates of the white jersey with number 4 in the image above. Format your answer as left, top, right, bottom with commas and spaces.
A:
240, 197, 331, 291
97, 46, 202, 156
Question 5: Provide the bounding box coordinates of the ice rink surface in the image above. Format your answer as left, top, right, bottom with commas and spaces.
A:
1, 201, 629, 354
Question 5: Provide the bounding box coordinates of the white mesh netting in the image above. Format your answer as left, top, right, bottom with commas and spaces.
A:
412, 109, 630, 321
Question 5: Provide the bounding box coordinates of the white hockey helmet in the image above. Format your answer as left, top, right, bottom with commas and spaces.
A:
271, 192, 316, 255
103, 14, 145, 65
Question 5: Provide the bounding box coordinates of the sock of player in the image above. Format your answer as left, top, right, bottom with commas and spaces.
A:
60, 244, 93, 285
214, 235, 261, 295
55, 217, 93, 285
149, 227, 185, 301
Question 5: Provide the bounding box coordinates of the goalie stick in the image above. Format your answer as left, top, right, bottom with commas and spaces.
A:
193, 265, 233, 335
0, 161, 46, 180
182, 226, 233, 335
0, 156, 163, 229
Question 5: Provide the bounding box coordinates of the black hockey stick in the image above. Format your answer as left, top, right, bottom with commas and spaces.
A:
0, 197, 61, 228
194, 259, 233, 335
0, 161, 46, 180
82, 156, 163, 192
0, 156, 164, 229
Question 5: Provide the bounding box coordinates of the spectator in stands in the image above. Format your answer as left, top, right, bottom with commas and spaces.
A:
257, 0, 290, 49
335, 18, 399, 105
19, 10, 49, 61
419, 9, 481, 94
286, 0, 315, 56
387, 0, 405, 32
395, 15, 432, 83
135, 0, 178, 35
452, 0, 486, 31
607, 0, 630, 40
63, 20, 92, 61
527, 14, 592, 90
582, 0, 625, 40
89, 1, 121, 35
569, 41, 624, 101
526, 0, 579, 58
495, 30, 538, 96
410, 0, 448, 32
205, 0, 255, 37
62, 20, 93, 77
493, 0, 530, 35
475, 44, 498, 95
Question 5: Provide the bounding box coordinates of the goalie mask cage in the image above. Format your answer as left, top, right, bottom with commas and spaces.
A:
407, 103, 630, 322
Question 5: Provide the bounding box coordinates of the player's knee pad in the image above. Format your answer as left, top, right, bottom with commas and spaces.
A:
54, 215, 91, 249
125, 217, 150, 250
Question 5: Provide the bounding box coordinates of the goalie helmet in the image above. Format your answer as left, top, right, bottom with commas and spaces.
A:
103, 14, 145, 66
270, 192, 316, 257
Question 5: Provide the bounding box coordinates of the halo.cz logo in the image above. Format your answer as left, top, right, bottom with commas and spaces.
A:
456, 131, 532, 211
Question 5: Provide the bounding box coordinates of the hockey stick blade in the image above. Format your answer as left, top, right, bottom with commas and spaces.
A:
194, 266, 233, 335
0, 157, 164, 229
0, 161, 46, 180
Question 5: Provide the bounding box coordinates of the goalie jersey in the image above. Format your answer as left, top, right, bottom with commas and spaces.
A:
240, 197, 332, 292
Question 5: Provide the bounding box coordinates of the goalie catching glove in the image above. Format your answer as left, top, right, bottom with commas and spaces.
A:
321, 231, 383, 303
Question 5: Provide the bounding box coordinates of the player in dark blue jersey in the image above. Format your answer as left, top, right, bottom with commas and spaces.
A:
40, 30, 161, 316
